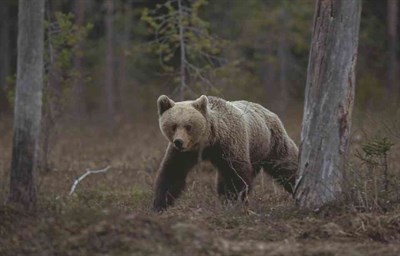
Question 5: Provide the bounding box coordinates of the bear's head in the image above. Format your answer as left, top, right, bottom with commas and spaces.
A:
157, 95, 208, 152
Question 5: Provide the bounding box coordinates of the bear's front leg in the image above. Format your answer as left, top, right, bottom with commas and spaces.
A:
213, 158, 255, 203
153, 144, 198, 212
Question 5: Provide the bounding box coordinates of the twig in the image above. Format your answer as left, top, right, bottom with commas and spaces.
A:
69, 166, 111, 195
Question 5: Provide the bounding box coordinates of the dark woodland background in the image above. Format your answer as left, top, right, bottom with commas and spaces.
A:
1, 1, 400, 255
0, 0, 397, 122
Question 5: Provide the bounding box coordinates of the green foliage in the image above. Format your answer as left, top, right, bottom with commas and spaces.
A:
356, 74, 385, 108
141, 0, 225, 95
203, 0, 314, 102
350, 136, 396, 211
0, 0, 395, 116
45, 12, 92, 80
5, 75, 16, 105
356, 137, 394, 165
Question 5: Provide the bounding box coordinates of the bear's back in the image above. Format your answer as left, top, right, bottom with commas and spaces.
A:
207, 96, 275, 120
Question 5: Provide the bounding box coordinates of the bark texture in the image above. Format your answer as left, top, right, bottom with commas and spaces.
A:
9, 0, 45, 210
294, 0, 361, 210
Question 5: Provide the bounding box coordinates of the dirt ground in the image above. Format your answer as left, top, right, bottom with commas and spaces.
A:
1, 114, 400, 256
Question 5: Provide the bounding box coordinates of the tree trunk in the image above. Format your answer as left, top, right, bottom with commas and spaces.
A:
0, 0, 10, 114
8, 0, 45, 210
387, 0, 399, 99
117, 0, 133, 119
262, 40, 278, 110
104, 0, 115, 129
39, 1, 63, 172
72, 0, 86, 121
278, 8, 289, 121
294, 0, 362, 210
178, 0, 187, 101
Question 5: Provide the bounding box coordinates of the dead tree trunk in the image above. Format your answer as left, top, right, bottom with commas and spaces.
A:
387, 0, 399, 99
8, 0, 45, 210
294, 0, 362, 210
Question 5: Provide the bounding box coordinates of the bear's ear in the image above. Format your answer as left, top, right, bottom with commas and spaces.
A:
157, 95, 175, 116
192, 95, 208, 116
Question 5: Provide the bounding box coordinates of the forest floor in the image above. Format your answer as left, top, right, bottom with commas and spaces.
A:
1, 111, 400, 256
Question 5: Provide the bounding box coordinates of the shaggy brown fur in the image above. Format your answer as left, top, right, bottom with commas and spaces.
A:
153, 95, 298, 211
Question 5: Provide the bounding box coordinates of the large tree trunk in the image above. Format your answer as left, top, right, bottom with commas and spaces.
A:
387, 0, 399, 98
104, 0, 115, 129
294, 0, 362, 210
8, 0, 45, 210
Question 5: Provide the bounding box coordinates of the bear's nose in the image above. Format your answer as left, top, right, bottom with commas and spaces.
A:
173, 139, 184, 149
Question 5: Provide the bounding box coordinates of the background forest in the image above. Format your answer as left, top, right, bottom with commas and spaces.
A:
0, 0, 396, 122
1, 0, 400, 255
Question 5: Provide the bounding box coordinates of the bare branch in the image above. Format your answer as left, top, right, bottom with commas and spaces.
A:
184, 60, 214, 89
69, 166, 111, 195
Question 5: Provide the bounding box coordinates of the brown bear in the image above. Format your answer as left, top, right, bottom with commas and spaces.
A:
153, 95, 298, 211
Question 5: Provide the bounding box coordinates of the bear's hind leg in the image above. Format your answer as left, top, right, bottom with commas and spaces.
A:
262, 160, 297, 194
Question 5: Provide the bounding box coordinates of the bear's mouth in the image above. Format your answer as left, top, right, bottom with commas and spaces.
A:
173, 144, 187, 152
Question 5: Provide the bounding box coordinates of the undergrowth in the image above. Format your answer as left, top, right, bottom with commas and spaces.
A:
0, 112, 400, 255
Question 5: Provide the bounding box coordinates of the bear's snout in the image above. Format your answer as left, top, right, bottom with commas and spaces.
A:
173, 139, 184, 150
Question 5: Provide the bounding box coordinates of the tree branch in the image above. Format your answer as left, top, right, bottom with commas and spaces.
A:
69, 166, 111, 195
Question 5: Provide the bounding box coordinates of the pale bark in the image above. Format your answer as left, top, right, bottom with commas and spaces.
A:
295, 0, 362, 210
387, 0, 399, 98
9, 0, 45, 210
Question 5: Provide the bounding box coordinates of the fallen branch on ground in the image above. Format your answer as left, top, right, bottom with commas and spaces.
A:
69, 166, 111, 195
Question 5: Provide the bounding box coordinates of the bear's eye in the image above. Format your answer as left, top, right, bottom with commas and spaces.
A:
185, 125, 192, 132
172, 124, 177, 131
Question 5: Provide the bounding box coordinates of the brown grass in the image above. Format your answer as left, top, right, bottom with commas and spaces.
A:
1, 111, 400, 256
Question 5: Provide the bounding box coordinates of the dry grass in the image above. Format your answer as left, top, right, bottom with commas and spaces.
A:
1, 112, 400, 256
